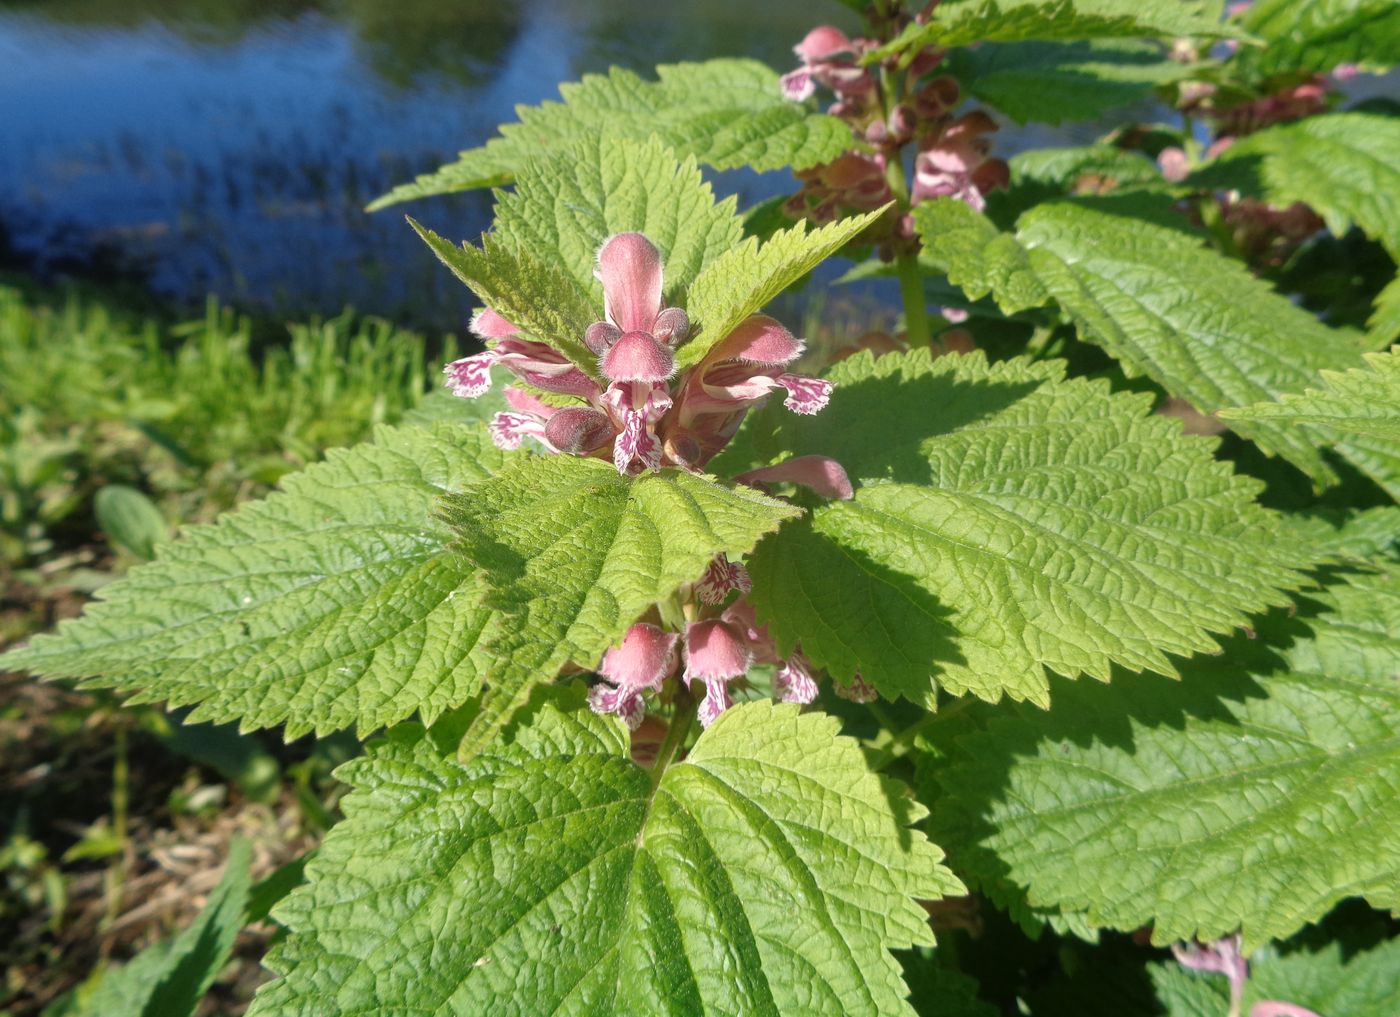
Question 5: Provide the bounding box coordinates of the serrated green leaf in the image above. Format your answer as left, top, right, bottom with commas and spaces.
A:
59, 839, 250, 1017
1189, 113, 1400, 258
1368, 274, 1400, 347
747, 350, 1307, 707
409, 219, 601, 377
934, 565, 1400, 947
369, 60, 851, 210
2, 424, 506, 738
492, 136, 743, 308
869, 0, 1237, 60
1224, 348, 1400, 501
1010, 145, 1164, 191
1223, 348, 1400, 442
677, 208, 886, 370
249, 701, 960, 1017
1233, 0, 1400, 77
438, 455, 800, 756
1281, 505, 1400, 562
952, 40, 1190, 125
915, 199, 1048, 315
917, 196, 1371, 483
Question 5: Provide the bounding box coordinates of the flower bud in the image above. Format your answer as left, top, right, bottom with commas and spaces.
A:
543, 407, 615, 454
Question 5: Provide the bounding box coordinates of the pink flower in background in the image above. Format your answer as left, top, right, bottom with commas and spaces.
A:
912, 112, 1010, 212
780, 26, 877, 107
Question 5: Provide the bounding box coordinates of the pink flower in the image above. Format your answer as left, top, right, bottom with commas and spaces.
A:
780, 26, 876, 106
912, 112, 1009, 211
774, 654, 819, 705
1158, 146, 1192, 183
684, 618, 754, 727
1173, 935, 1247, 1015
735, 456, 854, 501
440, 230, 840, 477
668, 315, 834, 466
694, 553, 752, 606
833, 673, 878, 703
588, 623, 680, 730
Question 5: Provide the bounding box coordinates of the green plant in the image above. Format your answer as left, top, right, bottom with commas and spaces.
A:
6, 0, 1400, 1014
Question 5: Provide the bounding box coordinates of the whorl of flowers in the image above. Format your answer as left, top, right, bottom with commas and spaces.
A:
444, 232, 858, 728
779, 23, 1009, 255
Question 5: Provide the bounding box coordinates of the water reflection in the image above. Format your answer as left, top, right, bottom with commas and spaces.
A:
1, 0, 866, 329
14, 1, 1382, 333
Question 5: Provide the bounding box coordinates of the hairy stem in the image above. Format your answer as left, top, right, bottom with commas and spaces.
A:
650, 693, 698, 791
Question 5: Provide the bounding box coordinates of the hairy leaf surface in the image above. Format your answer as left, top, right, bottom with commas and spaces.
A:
369, 60, 850, 209
1190, 113, 1400, 257
1233, 0, 1400, 77
2, 424, 506, 737
870, 0, 1236, 59
250, 701, 958, 1016
916, 197, 1370, 481
747, 350, 1306, 707
952, 40, 1189, 124
410, 220, 600, 376
677, 209, 885, 370
439, 455, 799, 756
934, 565, 1400, 947
492, 136, 742, 307
1223, 349, 1400, 442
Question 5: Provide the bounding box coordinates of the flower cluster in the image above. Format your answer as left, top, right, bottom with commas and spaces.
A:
586, 560, 822, 731
444, 232, 862, 729
446, 232, 842, 477
779, 24, 1008, 247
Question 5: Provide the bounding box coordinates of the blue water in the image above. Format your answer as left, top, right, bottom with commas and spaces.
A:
1, 1, 1392, 332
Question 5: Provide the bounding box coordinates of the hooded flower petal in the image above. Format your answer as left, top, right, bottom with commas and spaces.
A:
684, 619, 753, 682
600, 330, 675, 383
794, 25, 855, 62
775, 654, 819, 704
721, 600, 779, 664
599, 623, 680, 692
597, 232, 663, 333
703, 314, 804, 369
735, 455, 853, 500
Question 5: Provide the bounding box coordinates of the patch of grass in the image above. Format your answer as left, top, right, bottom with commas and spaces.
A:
0, 283, 460, 563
